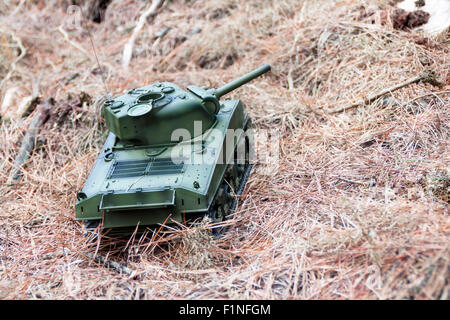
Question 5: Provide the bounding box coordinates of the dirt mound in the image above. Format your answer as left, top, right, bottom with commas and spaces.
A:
392, 8, 430, 30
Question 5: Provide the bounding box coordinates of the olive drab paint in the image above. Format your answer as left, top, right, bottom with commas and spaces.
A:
75, 64, 271, 232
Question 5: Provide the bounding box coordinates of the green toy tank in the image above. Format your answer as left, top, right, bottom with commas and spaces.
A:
75, 64, 271, 235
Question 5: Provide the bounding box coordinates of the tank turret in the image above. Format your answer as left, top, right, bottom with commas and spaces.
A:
102, 64, 270, 145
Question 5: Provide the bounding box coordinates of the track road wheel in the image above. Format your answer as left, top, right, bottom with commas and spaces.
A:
208, 183, 232, 237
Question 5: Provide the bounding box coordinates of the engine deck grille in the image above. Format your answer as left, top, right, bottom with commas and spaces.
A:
108, 158, 184, 179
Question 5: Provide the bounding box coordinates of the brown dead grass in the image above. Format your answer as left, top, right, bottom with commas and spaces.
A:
0, 0, 449, 299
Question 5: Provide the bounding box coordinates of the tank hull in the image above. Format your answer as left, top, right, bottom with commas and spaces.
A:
75, 99, 252, 230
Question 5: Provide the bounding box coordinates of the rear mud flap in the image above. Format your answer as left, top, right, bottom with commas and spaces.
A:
100, 189, 175, 211
99, 189, 181, 228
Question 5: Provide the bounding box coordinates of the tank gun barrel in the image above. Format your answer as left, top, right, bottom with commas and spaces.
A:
214, 64, 271, 98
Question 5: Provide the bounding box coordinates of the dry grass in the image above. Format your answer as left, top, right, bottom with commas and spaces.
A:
0, 0, 449, 299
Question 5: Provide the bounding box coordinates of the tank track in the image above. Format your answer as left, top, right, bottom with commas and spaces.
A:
204, 121, 253, 236
206, 161, 252, 237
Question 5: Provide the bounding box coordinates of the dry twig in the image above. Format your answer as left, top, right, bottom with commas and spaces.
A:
0, 30, 26, 90
328, 70, 444, 114
83, 251, 136, 277
122, 0, 165, 68
7, 100, 52, 182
